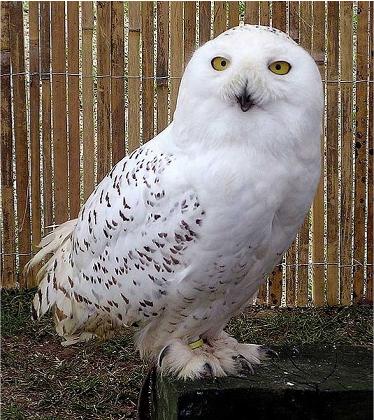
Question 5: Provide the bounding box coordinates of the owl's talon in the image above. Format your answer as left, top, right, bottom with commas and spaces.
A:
259, 346, 278, 359
158, 344, 170, 368
203, 362, 213, 376
236, 354, 254, 375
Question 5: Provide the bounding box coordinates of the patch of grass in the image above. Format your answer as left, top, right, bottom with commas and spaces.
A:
1, 289, 39, 336
1, 289, 372, 419
1, 403, 27, 420
227, 305, 373, 348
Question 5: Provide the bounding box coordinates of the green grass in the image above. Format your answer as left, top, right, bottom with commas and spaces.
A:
1, 289, 372, 419
227, 305, 373, 348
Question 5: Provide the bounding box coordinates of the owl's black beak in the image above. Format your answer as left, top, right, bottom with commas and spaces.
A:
237, 90, 254, 112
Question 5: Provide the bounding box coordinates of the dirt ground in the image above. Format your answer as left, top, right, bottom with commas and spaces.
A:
1, 289, 372, 419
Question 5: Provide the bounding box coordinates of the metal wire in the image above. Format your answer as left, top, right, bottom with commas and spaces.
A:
0, 71, 176, 80
0, 71, 373, 84
1, 251, 372, 269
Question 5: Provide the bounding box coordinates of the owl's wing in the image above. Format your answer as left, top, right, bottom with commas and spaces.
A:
70, 142, 205, 328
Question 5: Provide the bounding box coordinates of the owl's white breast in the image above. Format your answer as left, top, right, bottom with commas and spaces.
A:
145, 125, 320, 347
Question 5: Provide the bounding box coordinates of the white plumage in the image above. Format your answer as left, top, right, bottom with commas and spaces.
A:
27, 25, 323, 379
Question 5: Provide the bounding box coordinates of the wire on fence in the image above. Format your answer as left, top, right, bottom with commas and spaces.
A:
0, 71, 373, 84
1, 252, 371, 269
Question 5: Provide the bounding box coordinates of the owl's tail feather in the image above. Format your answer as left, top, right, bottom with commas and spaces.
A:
25, 219, 96, 345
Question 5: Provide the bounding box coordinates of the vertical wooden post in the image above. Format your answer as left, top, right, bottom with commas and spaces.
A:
340, 2, 354, 305
40, 1, 53, 230
184, 1, 196, 66
312, 1, 326, 307
228, 2, 239, 28
366, 2, 373, 304
82, 2, 95, 199
170, 2, 184, 118
128, 2, 141, 153
29, 1, 41, 286
97, 1, 111, 180
111, 2, 125, 163
213, 1, 226, 36
1, 1, 16, 288
142, 1, 155, 143
67, 1, 80, 218
353, 2, 369, 303
199, 1, 211, 45
272, 1, 286, 30
259, 1, 269, 26
9, 1, 31, 282
156, 1, 169, 134
245, 2, 259, 24
51, 1, 68, 224
326, 2, 340, 306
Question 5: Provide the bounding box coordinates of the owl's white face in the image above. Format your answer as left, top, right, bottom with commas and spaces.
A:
182, 25, 322, 113
174, 25, 323, 150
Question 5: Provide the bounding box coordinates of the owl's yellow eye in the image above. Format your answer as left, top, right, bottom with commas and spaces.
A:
268, 61, 291, 75
211, 57, 230, 71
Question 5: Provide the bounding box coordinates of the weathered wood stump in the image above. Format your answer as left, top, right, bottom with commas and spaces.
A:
146, 345, 372, 420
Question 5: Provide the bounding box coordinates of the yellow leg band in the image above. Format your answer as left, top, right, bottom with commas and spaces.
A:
189, 338, 204, 350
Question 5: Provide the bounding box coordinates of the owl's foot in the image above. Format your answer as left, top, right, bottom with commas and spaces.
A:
206, 331, 276, 376
156, 334, 275, 379
157, 338, 226, 379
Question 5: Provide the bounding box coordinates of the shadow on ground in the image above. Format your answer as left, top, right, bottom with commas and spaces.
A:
1, 289, 372, 419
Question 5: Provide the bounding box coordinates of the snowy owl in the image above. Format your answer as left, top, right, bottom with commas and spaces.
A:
27, 25, 323, 379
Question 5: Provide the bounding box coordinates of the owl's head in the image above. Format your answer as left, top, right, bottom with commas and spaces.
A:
173, 25, 323, 150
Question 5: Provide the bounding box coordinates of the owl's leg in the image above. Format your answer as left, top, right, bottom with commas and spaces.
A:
206, 331, 276, 376
157, 338, 226, 379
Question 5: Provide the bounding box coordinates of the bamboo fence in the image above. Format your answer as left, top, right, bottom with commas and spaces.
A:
0, 1, 372, 307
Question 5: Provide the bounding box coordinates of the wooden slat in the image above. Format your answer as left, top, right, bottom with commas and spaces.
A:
286, 243, 297, 306
141, 1, 154, 143
1, 1, 16, 288
82, 2, 95, 199
339, 2, 354, 305
326, 2, 339, 306
67, 2, 80, 218
9, 1, 31, 282
366, 2, 373, 304
156, 1, 169, 134
312, 0, 326, 307
245, 2, 259, 24
29, 1, 41, 287
288, 1, 299, 43
267, 1, 286, 306
97, 1, 111, 180
353, 2, 369, 303
111, 2, 125, 162
199, 1, 211, 45
51, 2, 68, 224
259, 1, 270, 26
170, 2, 184, 118
228, 2, 239, 28
184, 1, 196, 66
297, 213, 310, 306
213, 1, 226, 36
297, 1, 313, 306
268, 266, 282, 306
40, 2, 53, 230
128, 2, 141, 153
272, 1, 286, 31
285, 2, 299, 306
